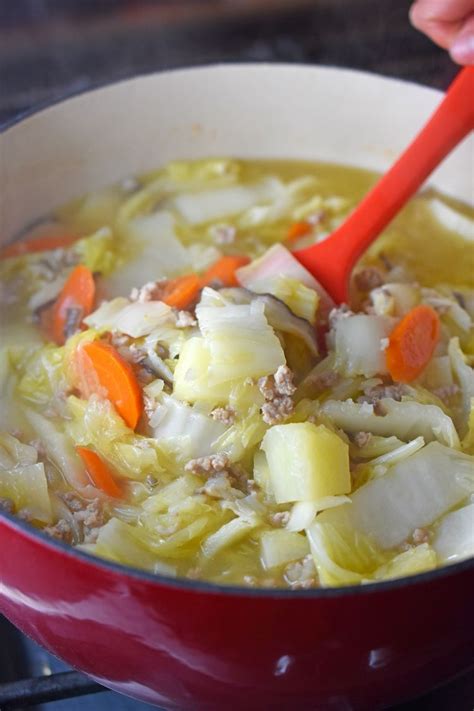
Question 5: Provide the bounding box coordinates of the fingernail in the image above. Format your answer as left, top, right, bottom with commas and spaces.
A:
450, 35, 474, 65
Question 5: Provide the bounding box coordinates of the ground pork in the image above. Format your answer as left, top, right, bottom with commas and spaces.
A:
0, 497, 14, 514
284, 554, 317, 589
305, 369, 340, 395
354, 267, 385, 292
306, 210, 326, 226
328, 304, 354, 330
358, 383, 408, 405
197, 471, 235, 499
44, 495, 105, 545
185, 453, 230, 475
370, 287, 396, 317
412, 528, 430, 545
433, 384, 460, 403
210, 406, 236, 426
258, 365, 296, 425
268, 511, 290, 527
210, 224, 236, 245
352, 431, 372, 448
129, 279, 167, 303
43, 518, 73, 543
175, 310, 197, 328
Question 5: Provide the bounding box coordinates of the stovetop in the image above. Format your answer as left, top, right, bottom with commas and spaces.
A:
0, 2, 472, 709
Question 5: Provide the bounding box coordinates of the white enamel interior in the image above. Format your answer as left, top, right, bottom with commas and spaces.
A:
1, 64, 472, 243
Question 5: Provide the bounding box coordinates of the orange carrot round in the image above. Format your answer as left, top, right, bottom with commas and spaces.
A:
161, 274, 202, 309
1, 233, 78, 260
286, 221, 312, 244
82, 341, 143, 429
52, 265, 96, 345
202, 255, 250, 287
76, 446, 122, 498
386, 305, 440, 383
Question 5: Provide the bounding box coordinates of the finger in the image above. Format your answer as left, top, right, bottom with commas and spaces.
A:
450, 13, 474, 64
410, 0, 473, 48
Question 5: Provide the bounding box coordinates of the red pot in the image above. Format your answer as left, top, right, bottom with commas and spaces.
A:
1, 513, 473, 710
1, 66, 473, 709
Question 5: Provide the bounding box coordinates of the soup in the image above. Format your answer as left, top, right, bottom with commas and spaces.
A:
0, 158, 473, 589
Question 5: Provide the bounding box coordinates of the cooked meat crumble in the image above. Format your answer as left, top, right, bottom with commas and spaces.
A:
258, 365, 296, 425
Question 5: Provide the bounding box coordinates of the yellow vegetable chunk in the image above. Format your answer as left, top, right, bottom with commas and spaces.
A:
261, 422, 351, 503
173, 337, 233, 404
260, 529, 310, 569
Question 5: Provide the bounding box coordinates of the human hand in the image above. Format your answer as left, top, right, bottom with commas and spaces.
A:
410, 0, 474, 64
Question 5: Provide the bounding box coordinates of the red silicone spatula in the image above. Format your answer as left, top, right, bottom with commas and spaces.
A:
294, 67, 474, 304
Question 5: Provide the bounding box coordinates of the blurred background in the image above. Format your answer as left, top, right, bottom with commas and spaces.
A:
0, 0, 459, 128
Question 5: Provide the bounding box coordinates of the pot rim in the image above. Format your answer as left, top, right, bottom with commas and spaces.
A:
0, 61, 446, 137
2, 509, 473, 598
2, 63, 472, 599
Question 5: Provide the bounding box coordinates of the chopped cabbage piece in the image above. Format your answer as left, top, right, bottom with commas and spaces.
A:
17, 344, 67, 407
307, 521, 386, 586
237, 273, 319, 323
0, 432, 38, 468
371, 283, 419, 317
202, 515, 260, 558
84, 298, 174, 338
286, 497, 351, 532
449, 337, 474, 435
319, 442, 474, 549
0, 432, 52, 522
370, 436, 425, 466
171, 178, 283, 225
103, 211, 190, 298
421, 355, 453, 390
196, 289, 285, 384
150, 394, 228, 460
260, 529, 309, 569
142, 474, 201, 514
24, 408, 90, 489
173, 337, 234, 405
334, 315, 393, 377
372, 543, 437, 580
462, 401, 474, 454
321, 398, 460, 448
213, 409, 267, 464
93, 517, 169, 571
74, 227, 120, 275
0, 461, 52, 523
261, 422, 350, 503
67, 396, 161, 481
253, 450, 273, 500
433, 504, 474, 563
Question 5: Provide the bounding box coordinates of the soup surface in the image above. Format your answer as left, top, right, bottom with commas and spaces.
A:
0, 158, 473, 589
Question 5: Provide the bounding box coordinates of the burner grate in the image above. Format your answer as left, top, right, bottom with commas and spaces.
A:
0, 672, 104, 710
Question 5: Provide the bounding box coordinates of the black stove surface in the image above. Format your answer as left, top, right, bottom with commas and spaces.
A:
1, 2, 473, 709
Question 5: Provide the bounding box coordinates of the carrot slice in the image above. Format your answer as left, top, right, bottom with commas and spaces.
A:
82, 341, 143, 429
1, 233, 78, 260
286, 221, 312, 244
202, 255, 250, 288
161, 274, 202, 310
386, 305, 440, 383
76, 446, 123, 498
51, 265, 96, 345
